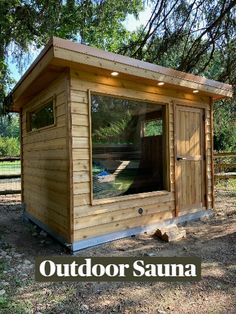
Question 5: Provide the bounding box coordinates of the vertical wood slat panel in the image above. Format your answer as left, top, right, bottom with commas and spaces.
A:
175, 106, 205, 212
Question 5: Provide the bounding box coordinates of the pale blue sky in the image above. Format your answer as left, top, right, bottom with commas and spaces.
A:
124, 5, 152, 32
8, 6, 152, 85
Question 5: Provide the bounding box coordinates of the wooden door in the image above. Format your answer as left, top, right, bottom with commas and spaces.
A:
175, 106, 206, 214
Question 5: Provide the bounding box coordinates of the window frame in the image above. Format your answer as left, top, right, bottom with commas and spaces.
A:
26, 96, 56, 133
88, 90, 171, 205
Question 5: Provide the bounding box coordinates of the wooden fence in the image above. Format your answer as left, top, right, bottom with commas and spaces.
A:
214, 152, 236, 180
0, 156, 21, 195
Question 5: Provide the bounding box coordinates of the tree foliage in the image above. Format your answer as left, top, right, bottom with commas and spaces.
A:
0, 114, 20, 156
0, 0, 143, 110
0, 0, 235, 151
0, 136, 20, 156
214, 99, 236, 151
120, 0, 236, 83
0, 114, 19, 138
118, 0, 236, 150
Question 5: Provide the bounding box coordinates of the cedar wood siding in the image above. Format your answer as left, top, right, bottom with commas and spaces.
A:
22, 74, 71, 242
69, 68, 213, 243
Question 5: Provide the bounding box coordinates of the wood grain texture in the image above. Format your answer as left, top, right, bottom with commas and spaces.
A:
69, 71, 213, 243
22, 75, 70, 242
70, 73, 189, 242
14, 44, 216, 247
175, 105, 206, 212
52, 43, 232, 99
74, 210, 174, 241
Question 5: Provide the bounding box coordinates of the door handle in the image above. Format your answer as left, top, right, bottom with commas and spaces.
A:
177, 157, 187, 161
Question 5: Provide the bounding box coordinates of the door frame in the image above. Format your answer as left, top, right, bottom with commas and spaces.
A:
174, 103, 207, 216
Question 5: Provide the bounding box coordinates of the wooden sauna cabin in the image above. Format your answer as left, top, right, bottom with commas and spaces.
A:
6, 37, 232, 252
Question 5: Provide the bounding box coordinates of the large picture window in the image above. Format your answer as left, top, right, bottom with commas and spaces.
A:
27, 99, 55, 132
91, 94, 167, 200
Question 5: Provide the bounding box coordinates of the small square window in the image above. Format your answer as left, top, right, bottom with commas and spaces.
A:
27, 99, 55, 132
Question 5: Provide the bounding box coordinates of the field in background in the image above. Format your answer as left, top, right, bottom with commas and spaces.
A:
0, 158, 21, 195
0, 161, 21, 175
216, 178, 236, 191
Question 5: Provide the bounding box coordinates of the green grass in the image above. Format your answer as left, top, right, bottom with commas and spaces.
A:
114, 169, 137, 191
0, 296, 11, 310
93, 166, 137, 199
0, 161, 21, 175
216, 178, 236, 191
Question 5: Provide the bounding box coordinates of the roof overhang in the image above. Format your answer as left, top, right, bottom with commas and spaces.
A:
6, 37, 233, 112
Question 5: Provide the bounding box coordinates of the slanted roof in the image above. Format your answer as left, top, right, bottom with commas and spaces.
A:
7, 37, 233, 111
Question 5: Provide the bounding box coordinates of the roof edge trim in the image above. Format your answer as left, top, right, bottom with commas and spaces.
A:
52, 37, 233, 95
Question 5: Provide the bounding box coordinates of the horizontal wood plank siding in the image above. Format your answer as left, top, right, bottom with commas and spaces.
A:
22, 75, 70, 242
70, 69, 214, 243
74, 210, 173, 240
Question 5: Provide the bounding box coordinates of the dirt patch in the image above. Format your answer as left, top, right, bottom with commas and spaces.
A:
0, 190, 235, 314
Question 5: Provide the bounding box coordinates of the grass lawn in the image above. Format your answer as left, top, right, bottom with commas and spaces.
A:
0, 161, 21, 175
93, 167, 137, 199
215, 178, 236, 191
